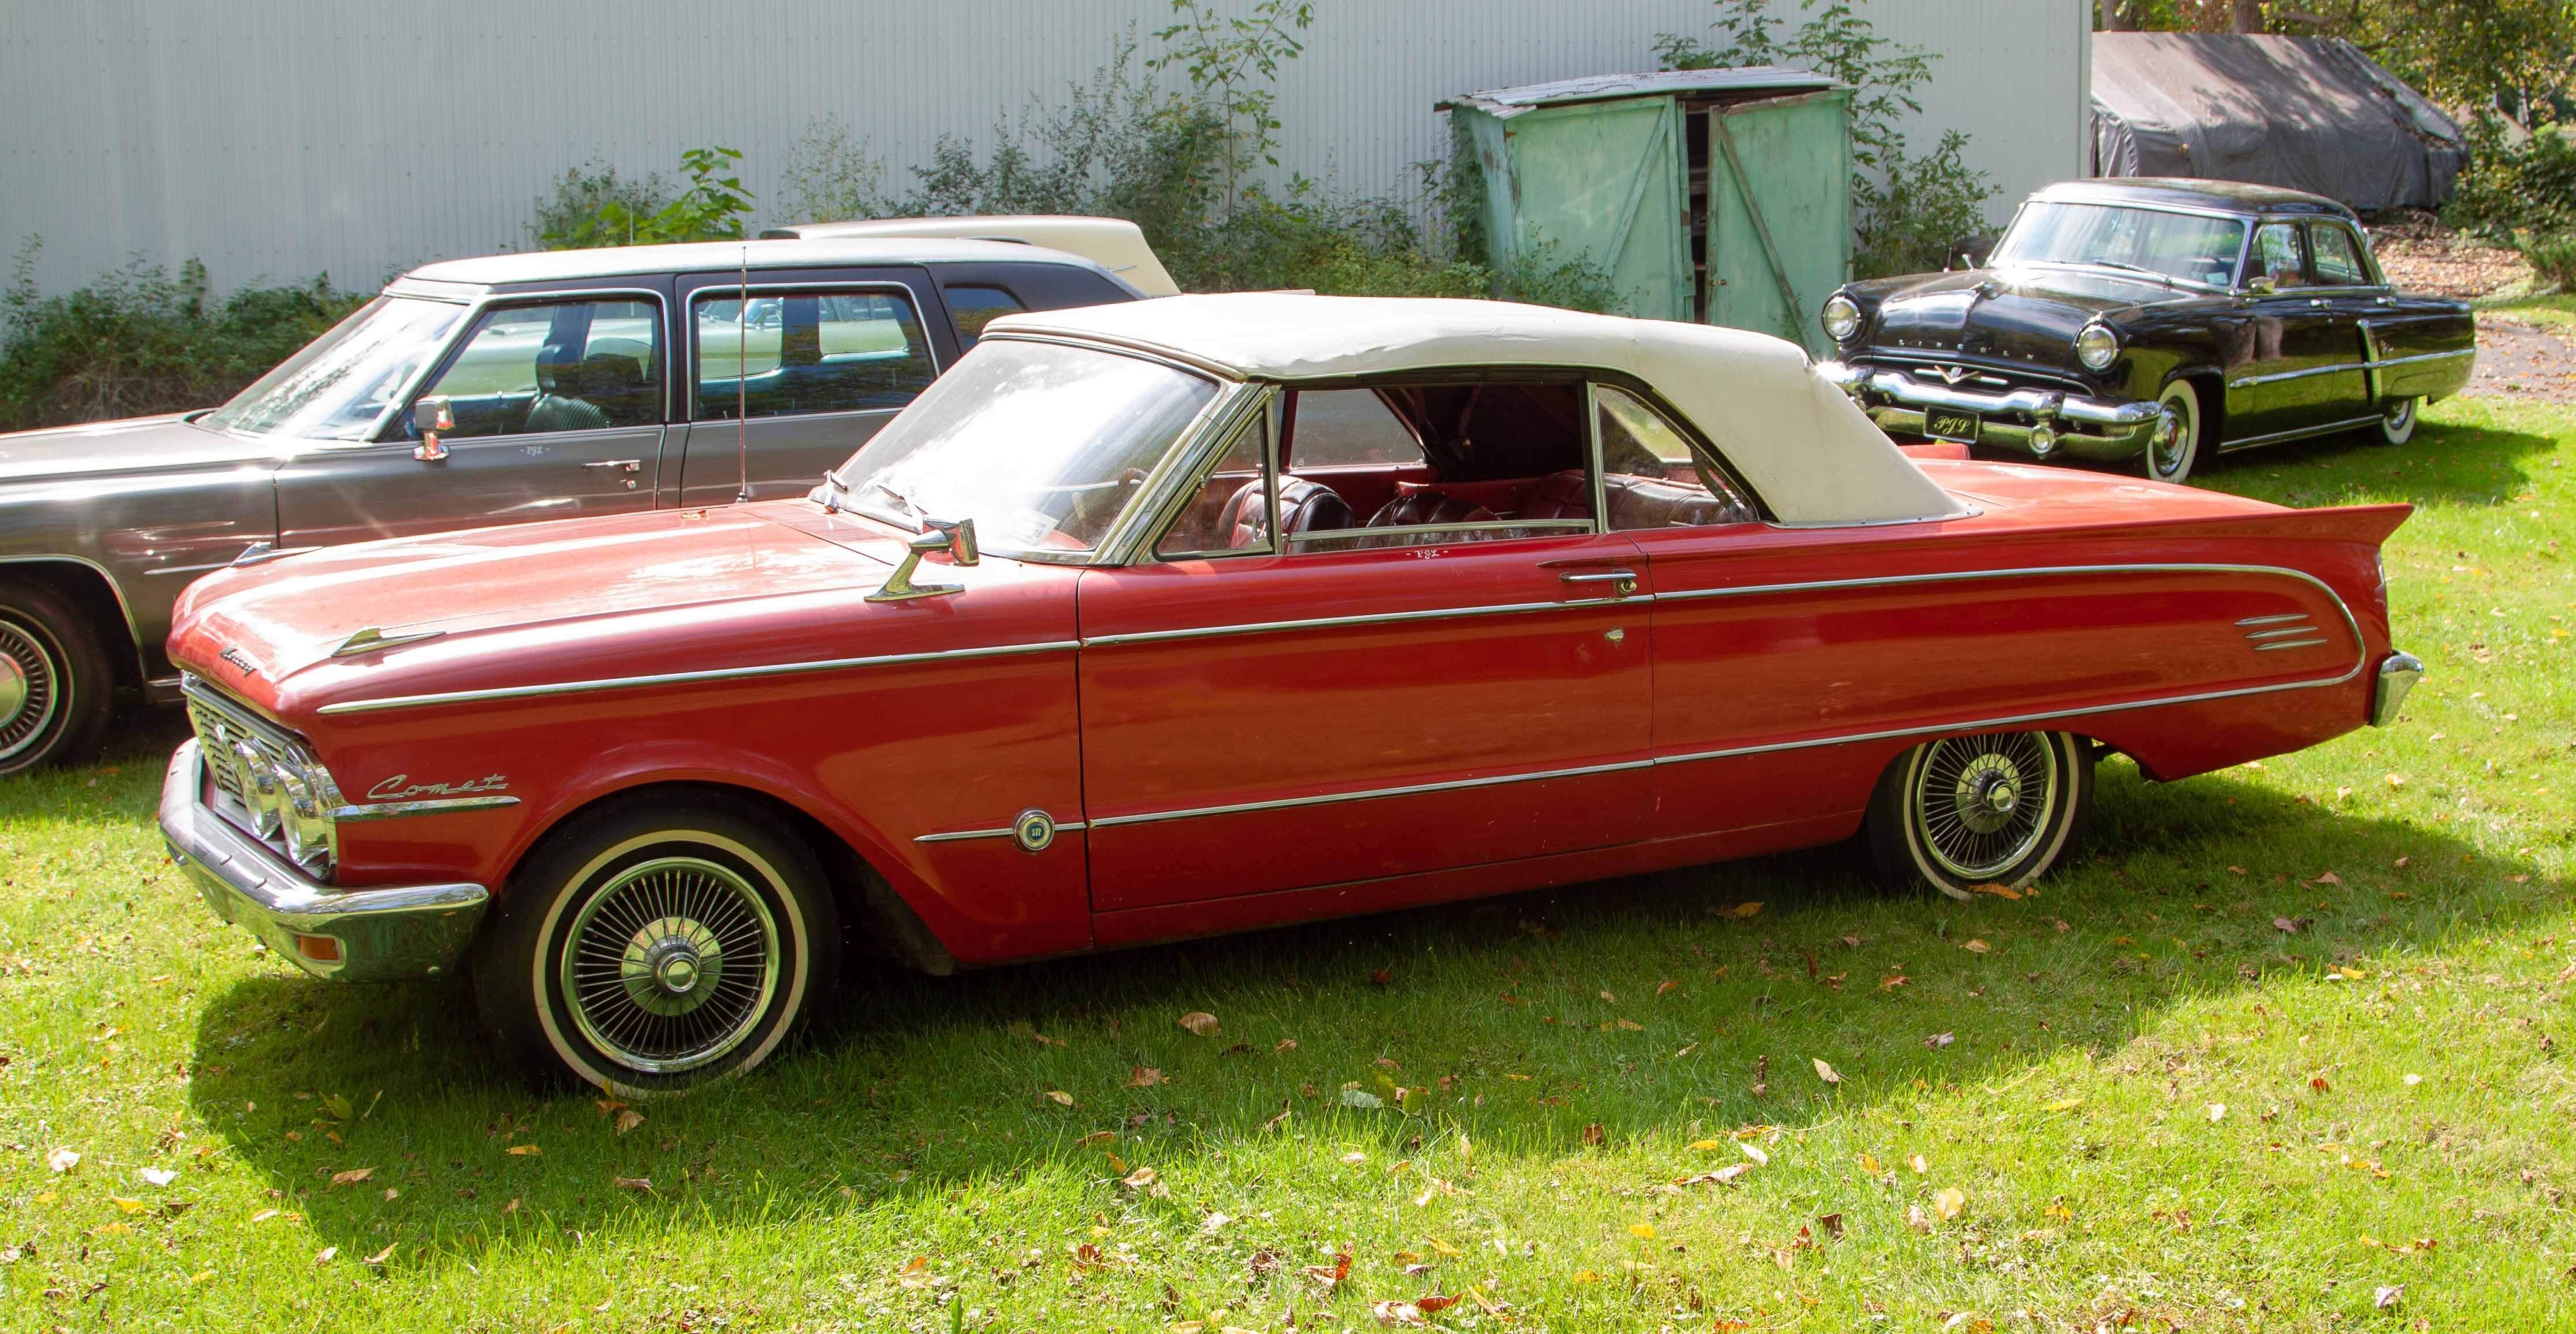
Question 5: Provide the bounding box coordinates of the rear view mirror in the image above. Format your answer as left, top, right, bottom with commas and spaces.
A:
412, 396, 454, 462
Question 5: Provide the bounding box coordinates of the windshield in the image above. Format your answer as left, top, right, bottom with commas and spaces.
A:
1991, 202, 2248, 290
831, 340, 1219, 559
204, 295, 467, 439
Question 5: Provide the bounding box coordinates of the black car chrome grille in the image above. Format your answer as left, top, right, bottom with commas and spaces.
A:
1858, 351, 2095, 396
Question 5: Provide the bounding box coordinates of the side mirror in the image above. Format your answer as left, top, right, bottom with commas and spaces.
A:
412, 396, 454, 461
865, 518, 977, 603
1943, 234, 1997, 271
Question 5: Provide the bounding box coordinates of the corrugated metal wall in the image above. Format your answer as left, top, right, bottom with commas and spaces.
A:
0, 0, 2089, 295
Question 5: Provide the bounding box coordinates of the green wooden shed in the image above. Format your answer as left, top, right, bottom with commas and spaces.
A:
1442, 68, 1853, 356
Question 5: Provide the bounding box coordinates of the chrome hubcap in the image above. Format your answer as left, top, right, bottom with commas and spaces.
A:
0, 619, 61, 764
1914, 732, 2059, 881
2150, 403, 2189, 476
562, 856, 779, 1074
2386, 400, 2414, 428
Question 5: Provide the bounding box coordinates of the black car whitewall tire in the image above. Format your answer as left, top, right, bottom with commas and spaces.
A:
2145, 379, 2202, 483
1864, 730, 2093, 897
2377, 397, 2419, 446
0, 579, 114, 777
474, 797, 837, 1096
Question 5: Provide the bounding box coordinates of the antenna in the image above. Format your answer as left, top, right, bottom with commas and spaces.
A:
735, 246, 752, 504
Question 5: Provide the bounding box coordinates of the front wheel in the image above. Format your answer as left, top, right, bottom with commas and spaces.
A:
473, 796, 838, 1096
2376, 396, 2419, 445
0, 579, 116, 778
1864, 730, 2093, 897
2144, 379, 2203, 483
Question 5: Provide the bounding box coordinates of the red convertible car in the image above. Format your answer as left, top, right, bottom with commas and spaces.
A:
158, 294, 2421, 1092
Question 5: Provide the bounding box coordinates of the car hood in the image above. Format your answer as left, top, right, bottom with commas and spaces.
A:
0, 413, 283, 485
1852, 266, 2195, 365
167, 501, 1078, 720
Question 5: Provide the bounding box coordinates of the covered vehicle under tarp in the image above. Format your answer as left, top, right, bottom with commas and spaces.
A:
2090, 33, 2466, 212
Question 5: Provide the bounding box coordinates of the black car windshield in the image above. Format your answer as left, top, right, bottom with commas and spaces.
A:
203, 296, 467, 440
830, 339, 1219, 560
1991, 202, 2248, 290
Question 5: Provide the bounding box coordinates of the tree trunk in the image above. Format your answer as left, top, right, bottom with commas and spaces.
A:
2231, 0, 2265, 32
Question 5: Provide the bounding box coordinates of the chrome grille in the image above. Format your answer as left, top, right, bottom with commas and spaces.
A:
181, 675, 338, 874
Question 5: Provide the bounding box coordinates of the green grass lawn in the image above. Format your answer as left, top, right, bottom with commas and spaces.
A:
4, 400, 2572, 1332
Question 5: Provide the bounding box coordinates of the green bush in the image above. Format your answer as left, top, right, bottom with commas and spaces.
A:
0, 241, 364, 431
2445, 117, 2576, 241
2522, 232, 2576, 291
537, 147, 753, 249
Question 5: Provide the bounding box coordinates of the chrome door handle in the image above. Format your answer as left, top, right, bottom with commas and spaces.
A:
583, 459, 642, 472
1560, 568, 1638, 598
2308, 298, 2329, 306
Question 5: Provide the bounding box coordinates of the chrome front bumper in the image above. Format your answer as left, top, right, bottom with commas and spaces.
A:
158, 740, 489, 982
1820, 361, 2166, 461
2370, 651, 2424, 727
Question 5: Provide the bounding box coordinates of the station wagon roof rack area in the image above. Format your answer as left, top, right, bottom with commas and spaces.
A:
400, 237, 1142, 294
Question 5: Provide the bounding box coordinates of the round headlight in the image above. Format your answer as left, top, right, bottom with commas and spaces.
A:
1821, 293, 1863, 343
2075, 322, 2120, 372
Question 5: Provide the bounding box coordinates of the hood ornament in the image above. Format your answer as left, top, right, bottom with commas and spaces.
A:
333, 627, 447, 658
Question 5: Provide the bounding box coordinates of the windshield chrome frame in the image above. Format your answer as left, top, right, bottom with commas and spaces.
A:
1991, 198, 2252, 296
909, 332, 1245, 568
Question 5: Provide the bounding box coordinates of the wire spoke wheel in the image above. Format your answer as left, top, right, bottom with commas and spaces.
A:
1908, 731, 2062, 882
559, 856, 781, 1076
0, 616, 62, 766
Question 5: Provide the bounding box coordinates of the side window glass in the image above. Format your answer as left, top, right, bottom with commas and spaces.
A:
1595, 385, 1759, 530
942, 284, 1027, 350
1155, 401, 1274, 560
419, 299, 662, 438
2309, 225, 2371, 286
2250, 223, 2308, 289
1287, 389, 1424, 467
693, 287, 937, 422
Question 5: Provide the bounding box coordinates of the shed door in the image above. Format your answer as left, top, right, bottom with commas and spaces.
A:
1503, 98, 1691, 322
1703, 90, 1851, 357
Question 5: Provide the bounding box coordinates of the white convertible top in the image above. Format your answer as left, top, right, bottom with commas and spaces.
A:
986, 294, 1963, 526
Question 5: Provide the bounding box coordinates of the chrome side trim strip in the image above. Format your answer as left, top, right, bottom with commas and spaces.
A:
2228, 361, 2368, 389
2252, 637, 2330, 651
2218, 415, 2386, 452
1080, 595, 1642, 649
1649, 561, 2349, 612
915, 820, 1088, 845
316, 639, 1081, 715
2235, 612, 2309, 626
331, 795, 522, 822
2245, 624, 2318, 640
1086, 758, 1655, 829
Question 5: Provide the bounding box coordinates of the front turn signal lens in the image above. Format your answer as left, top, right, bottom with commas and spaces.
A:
294, 934, 343, 963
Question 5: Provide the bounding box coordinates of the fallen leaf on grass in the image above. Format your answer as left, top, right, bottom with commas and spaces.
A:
111, 1197, 150, 1214
1044, 1090, 1076, 1106
1629, 1222, 1655, 1239
46, 1148, 78, 1174
1424, 1236, 1461, 1257
2207, 1103, 2227, 1123
1304, 1252, 1352, 1288
504, 1144, 540, 1156
1274, 1038, 1298, 1054
1813, 1058, 1842, 1084
2315, 871, 2344, 886
1740, 1143, 1770, 1166
1677, 1163, 1754, 1187
613, 1176, 651, 1192
329, 1167, 375, 1186
1178, 1011, 1220, 1037
363, 1243, 396, 1266
1933, 1187, 1966, 1220
1690, 1138, 1723, 1150
139, 1167, 176, 1187
1909, 1154, 1929, 1174
1961, 939, 1991, 954
1129, 1067, 1165, 1088
1969, 882, 2023, 900
2375, 1285, 2404, 1310
1370, 1299, 1424, 1326
2311, 1076, 2331, 1092
1728, 901, 1764, 919
1924, 1032, 1955, 1049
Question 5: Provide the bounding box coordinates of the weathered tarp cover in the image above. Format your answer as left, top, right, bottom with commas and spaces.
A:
2090, 34, 2466, 212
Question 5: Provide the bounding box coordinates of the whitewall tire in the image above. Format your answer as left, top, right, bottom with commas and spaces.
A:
2145, 379, 2202, 483
2377, 397, 2419, 445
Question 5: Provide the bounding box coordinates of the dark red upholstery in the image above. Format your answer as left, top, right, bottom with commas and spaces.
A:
1215, 476, 1358, 548
1600, 472, 1760, 529
1352, 492, 1498, 548
1516, 469, 1594, 522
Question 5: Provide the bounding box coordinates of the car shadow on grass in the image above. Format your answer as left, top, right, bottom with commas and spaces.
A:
183, 757, 2564, 1265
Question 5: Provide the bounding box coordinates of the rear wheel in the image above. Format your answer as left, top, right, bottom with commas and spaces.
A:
0, 579, 114, 777
2376, 396, 2419, 445
2144, 379, 2203, 483
473, 796, 837, 1096
1864, 730, 2093, 897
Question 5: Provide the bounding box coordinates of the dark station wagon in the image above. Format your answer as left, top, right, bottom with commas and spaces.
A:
1817, 179, 2476, 482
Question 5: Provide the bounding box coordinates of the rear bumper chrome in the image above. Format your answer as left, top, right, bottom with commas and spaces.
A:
2370, 651, 2424, 727
1820, 361, 2165, 461
158, 740, 487, 982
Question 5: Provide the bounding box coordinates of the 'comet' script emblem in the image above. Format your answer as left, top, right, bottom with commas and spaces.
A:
366, 773, 510, 802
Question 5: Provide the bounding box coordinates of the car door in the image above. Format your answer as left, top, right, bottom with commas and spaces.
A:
671, 269, 944, 507
2227, 222, 2356, 442
275, 292, 671, 546
1072, 381, 1655, 920
2304, 219, 2394, 419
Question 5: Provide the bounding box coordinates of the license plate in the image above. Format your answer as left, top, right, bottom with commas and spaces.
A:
1921, 405, 1981, 444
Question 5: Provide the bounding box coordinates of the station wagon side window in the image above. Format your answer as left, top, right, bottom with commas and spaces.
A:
2248, 223, 2310, 290
941, 284, 1027, 351
692, 287, 938, 421
2308, 223, 2376, 287
413, 298, 664, 438
1593, 385, 1761, 529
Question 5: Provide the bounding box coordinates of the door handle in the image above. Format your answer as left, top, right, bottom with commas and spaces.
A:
1560, 568, 1638, 598
2308, 298, 2329, 306
585, 459, 643, 490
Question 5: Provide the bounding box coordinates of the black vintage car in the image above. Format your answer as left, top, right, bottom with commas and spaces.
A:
1816, 179, 2476, 482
